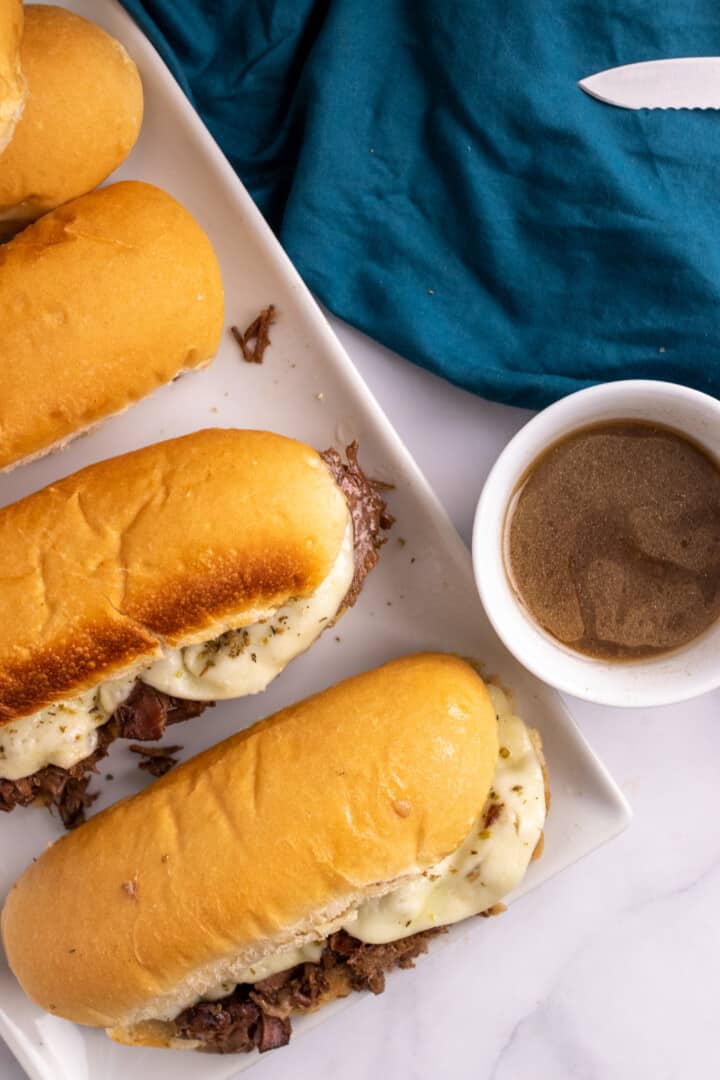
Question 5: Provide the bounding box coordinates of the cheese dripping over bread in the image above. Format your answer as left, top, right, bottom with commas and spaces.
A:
0, 521, 353, 781
166, 684, 545, 1012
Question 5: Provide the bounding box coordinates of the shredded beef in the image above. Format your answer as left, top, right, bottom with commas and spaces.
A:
114, 683, 208, 741
324, 928, 443, 994
114, 683, 167, 741
320, 442, 394, 611
249, 963, 329, 1019
174, 928, 443, 1055
128, 743, 183, 777
174, 996, 291, 1055
256, 1012, 292, 1052
0, 687, 210, 826
231, 305, 276, 364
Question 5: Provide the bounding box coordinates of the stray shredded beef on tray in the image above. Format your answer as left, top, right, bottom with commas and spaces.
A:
230, 304, 276, 364
174, 929, 444, 1055
0, 445, 391, 827
128, 743, 184, 778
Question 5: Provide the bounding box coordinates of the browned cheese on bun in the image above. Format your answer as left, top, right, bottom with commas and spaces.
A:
0, 429, 350, 724
0, 0, 24, 153
0, 181, 223, 470
0, 6, 143, 234
1, 654, 501, 1031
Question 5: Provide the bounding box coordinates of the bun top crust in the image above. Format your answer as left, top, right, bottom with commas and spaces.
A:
1, 654, 499, 1027
0, 429, 350, 722
0, 0, 24, 153
0, 180, 223, 469
0, 6, 143, 226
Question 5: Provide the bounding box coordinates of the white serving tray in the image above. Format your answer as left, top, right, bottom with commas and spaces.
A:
0, 2, 631, 1078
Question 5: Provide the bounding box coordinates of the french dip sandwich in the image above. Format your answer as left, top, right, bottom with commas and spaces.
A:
0, 6, 143, 235
0, 0, 24, 153
0, 429, 389, 824
1, 654, 548, 1056
0, 180, 223, 471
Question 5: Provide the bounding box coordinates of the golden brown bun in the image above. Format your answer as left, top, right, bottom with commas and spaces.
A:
0, 6, 143, 232
0, 181, 223, 470
0, 0, 24, 153
1, 654, 499, 1028
107, 1020, 197, 1051
0, 429, 349, 722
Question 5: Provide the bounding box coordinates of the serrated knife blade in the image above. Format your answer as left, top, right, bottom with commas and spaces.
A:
579, 57, 720, 110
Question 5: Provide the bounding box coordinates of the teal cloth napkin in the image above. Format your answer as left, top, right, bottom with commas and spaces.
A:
122, 0, 720, 408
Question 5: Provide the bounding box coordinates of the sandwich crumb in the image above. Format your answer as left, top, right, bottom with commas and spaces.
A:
231, 304, 276, 363
392, 799, 412, 818
479, 902, 507, 918
121, 879, 138, 898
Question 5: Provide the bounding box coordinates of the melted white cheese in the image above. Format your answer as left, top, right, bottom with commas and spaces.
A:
140, 520, 355, 701
201, 943, 325, 1000
0, 676, 136, 782
0, 519, 354, 781
343, 685, 546, 944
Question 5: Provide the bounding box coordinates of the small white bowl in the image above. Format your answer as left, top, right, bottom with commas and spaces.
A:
472, 380, 720, 707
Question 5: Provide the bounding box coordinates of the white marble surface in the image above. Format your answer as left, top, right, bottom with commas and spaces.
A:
2, 318, 719, 1080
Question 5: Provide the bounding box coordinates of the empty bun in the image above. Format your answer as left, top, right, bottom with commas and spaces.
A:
0, 5, 143, 233
0, 429, 350, 722
0, 180, 223, 471
1, 653, 499, 1029
0, 0, 24, 153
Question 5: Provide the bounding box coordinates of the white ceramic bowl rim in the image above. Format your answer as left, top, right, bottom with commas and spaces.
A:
472, 380, 720, 707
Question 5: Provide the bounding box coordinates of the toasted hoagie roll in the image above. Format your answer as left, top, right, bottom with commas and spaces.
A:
0, 6, 143, 235
0, 0, 24, 153
0, 180, 223, 471
1, 654, 548, 1056
0, 429, 389, 824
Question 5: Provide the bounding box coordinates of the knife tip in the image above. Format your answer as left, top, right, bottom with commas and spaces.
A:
577, 74, 618, 106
